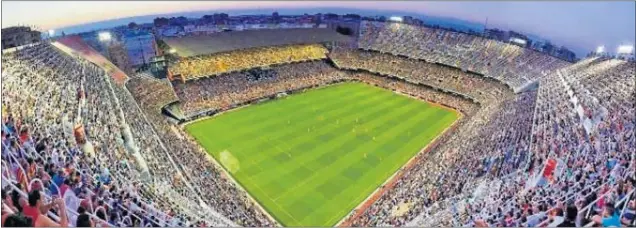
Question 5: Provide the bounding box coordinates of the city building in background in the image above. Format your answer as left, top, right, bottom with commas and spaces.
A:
484, 28, 576, 62
507, 31, 532, 48
553, 45, 577, 62
1, 26, 42, 49
484, 28, 507, 41
617, 45, 635, 61
61, 11, 627, 68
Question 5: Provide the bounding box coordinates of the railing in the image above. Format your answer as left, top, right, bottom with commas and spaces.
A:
527, 180, 605, 227
3, 178, 61, 222
581, 188, 635, 227
619, 189, 635, 226
2, 147, 113, 227
3, 131, 186, 227
119, 80, 238, 226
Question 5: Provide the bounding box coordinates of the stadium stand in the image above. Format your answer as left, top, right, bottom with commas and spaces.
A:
163, 28, 350, 58
170, 44, 329, 80
127, 72, 276, 227
360, 58, 635, 227
54, 36, 128, 85
2, 41, 250, 227
126, 72, 179, 112
172, 61, 350, 117
329, 48, 510, 103
2, 23, 634, 228
357, 21, 571, 91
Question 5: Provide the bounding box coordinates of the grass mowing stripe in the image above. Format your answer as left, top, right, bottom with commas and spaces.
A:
210, 82, 366, 128
200, 89, 387, 166
317, 110, 458, 225
198, 83, 378, 144
241, 160, 304, 225
382, 110, 456, 171
297, 105, 443, 221
209, 87, 396, 163
262, 98, 426, 201
191, 83, 359, 134
260, 94, 421, 175
184, 82, 459, 226
258, 94, 442, 224
282, 105, 436, 201
249, 93, 415, 182
227, 86, 383, 144
191, 83, 359, 139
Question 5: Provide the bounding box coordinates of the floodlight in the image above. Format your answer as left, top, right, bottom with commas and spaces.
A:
596, 46, 605, 53
510, 38, 527, 45
168, 48, 177, 54
48, 29, 55, 37
389, 16, 403, 22
98, 31, 112, 42
617, 45, 634, 54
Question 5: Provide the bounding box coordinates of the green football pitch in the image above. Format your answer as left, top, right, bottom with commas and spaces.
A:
184, 82, 459, 226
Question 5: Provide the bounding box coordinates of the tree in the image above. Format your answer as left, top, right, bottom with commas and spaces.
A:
128, 22, 138, 29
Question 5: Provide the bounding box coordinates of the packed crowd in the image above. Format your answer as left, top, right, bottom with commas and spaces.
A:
449, 57, 636, 227
351, 72, 480, 117
3, 35, 634, 228
172, 61, 350, 116
347, 57, 635, 227
163, 28, 349, 58
169, 55, 558, 227
357, 20, 571, 90
170, 44, 328, 80
127, 73, 275, 227
110, 67, 244, 226
329, 48, 509, 103
125, 72, 179, 112
346, 83, 539, 226
1, 42, 234, 227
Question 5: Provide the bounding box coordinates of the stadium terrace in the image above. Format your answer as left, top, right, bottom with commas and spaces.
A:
1, 17, 634, 228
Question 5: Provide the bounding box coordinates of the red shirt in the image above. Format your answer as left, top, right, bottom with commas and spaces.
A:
22, 205, 40, 226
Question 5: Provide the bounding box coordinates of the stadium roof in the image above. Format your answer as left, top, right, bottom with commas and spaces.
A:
163, 28, 350, 58
54, 35, 128, 85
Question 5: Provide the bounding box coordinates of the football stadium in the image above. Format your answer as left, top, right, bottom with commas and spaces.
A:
1, 4, 635, 228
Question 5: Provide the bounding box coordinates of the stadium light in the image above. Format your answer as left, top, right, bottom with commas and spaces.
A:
168, 48, 177, 54
389, 16, 403, 22
617, 45, 634, 54
510, 38, 527, 45
596, 46, 605, 53
98, 31, 112, 42
48, 29, 55, 37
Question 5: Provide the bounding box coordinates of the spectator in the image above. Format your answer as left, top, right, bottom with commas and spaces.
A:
3, 27, 634, 228
3, 212, 33, 227
557, 205, 578, 227
621, 199, 635, 226
592, 202, 621, 227
23, 190, 68, 227
76, 207, 92, 227
76, 213, 92, 227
